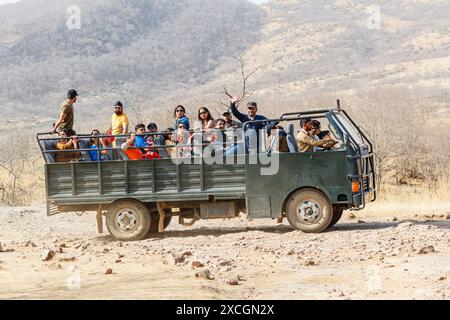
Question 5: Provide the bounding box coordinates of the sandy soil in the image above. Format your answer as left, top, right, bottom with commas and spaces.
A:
1, 202, 450, 300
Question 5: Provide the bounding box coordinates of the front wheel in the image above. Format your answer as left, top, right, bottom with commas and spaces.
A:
286, 188, 333, 233
106, 199, 151, 241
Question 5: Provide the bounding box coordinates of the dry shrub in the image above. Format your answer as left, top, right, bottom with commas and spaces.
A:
0, 131, 44, 206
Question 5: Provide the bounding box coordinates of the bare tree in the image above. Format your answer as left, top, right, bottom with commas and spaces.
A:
0, 131, 43, 206
219, 53, 259, 109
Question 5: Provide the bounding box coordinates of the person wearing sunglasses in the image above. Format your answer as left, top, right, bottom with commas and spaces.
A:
197, 107, 215, 131
173, 105, 190, 132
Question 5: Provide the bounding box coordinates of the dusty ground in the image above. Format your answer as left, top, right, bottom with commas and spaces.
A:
1, 202, 450, 300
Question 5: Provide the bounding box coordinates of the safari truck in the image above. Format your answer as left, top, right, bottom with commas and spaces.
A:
37, 107, 376, 241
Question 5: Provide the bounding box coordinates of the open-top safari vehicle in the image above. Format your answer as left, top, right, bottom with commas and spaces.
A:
37, 107, 376, 241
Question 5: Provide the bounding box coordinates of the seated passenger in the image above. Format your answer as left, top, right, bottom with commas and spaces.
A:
163, 128, 176, 158
55, 129, 82, 162
297, 118, 337, 152
310, 120, 324, 152
121, 124, 146, 160
175, 123, 191, 158
317, 130, 338, 151
268, 125, 289, 153
89, 129, 110, 161
208, 121, 239, 156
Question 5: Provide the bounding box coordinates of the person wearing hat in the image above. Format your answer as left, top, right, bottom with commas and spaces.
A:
229, 97, 272, 152
52, 89, 78, 133
222, 111, 242, 129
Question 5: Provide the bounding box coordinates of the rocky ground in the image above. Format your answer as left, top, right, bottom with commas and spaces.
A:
0, 203, 450, 300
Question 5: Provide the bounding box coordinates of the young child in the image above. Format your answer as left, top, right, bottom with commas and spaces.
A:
89, 129, 110, 161
122, 124, 161, 160
121, 124, 147, 160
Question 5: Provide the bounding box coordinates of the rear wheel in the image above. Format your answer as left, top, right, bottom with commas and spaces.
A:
286, 188, 333, 233
328, 209, 343, 228
106, 199, 151, 241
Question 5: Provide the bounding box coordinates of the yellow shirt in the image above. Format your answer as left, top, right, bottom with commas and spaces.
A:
111, 113, 129, 135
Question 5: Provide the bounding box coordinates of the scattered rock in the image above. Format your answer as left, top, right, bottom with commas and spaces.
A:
59, 243, 67, 248
195, 269, 213, 280
357, 220, 366, 224
115, 259, 122, 263
74, 244, 81, 249
105, 268, 113, 275
48, 262, 62, 270
58, 253, 77, 262
41, 249, 55, 261
117, 242, 123, 247
217, 259, 233, 267
182, 251, 193, 257
392, 217, 398, 222
0, 242, 2, 252
348, 212, 356, 220
103, 248, 109, 253
417, 245, 436, 255
227, 276, 240, 286
438, 276, 446, 281
445, 213, 450, 220
167, 254, 185, 265
397, 222, 413, 229
117, 253, 124, 259
191, 261, 205, 269
303, 258, 316, 266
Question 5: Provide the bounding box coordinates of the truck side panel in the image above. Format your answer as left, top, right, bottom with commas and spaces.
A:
46, 159, 246, 206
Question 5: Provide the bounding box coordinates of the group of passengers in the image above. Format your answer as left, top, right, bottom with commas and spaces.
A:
50, 89, 338, 162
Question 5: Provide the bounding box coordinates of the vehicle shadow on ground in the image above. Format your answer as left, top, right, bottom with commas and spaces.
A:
96, 220, 450, 242
147, 225, 295, 239
331, 219, 450, 232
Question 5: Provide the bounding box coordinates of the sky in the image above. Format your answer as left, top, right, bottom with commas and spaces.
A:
0, 0, 272, 6
0, 0, 21, 5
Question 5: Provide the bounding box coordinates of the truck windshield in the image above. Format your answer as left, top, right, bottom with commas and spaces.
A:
333, 113, 365, 146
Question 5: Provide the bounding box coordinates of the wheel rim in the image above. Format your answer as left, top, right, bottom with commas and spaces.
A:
296, 200, 322, 224
115, 208, 139, 233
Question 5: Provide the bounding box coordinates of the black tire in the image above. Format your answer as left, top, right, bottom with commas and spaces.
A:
328, 210, 343, 228
106, 199, 151, 241
286, 188, 333, 233
149, 214, 172, 234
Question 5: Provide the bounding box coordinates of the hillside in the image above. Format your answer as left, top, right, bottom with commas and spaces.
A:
0, 0, 266, 132
197, 0, 450, 110
1, 0, 450, 133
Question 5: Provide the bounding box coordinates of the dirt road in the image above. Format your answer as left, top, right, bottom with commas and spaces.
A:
1, 203, 450, 300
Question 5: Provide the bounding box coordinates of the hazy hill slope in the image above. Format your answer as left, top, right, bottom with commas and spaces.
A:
2, 0, 450, 134
200, 0, 450, 107
0, 0, 266, 121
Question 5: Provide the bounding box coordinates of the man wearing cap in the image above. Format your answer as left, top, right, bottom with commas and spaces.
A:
52, 89, 78, 133
222, 111, 242, 129
230, 97, 271, 152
